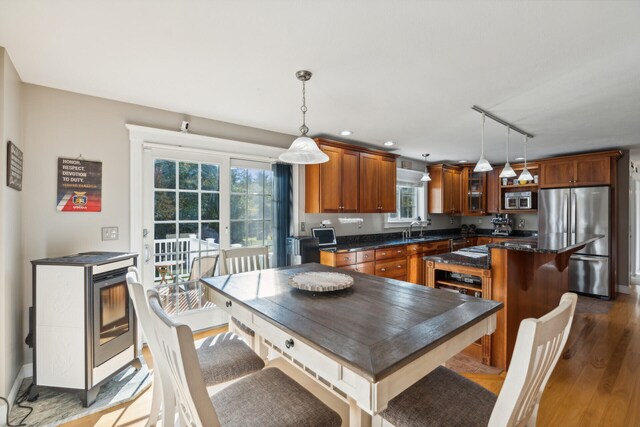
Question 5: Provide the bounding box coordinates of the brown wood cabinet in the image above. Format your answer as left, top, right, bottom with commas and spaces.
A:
320, 249, 374, 275
486, 169, 500, 214
359, 153, 397, 213
305, 143, 359, 213
306, 138, 398, 214
540, 154, 611, 188
462, 167, 487, 216
428, 165, 463, 215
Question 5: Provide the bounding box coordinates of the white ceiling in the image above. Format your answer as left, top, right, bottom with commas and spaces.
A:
1, 1, 640, 163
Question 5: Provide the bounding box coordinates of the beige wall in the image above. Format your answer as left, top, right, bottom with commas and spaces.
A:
0, 48, 23, 398
20, 84, 294, 364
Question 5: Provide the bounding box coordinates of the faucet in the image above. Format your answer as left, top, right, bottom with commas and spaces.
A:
408, 216, 422, 239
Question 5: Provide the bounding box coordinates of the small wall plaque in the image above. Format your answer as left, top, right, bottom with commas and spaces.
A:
7, 141, 23, 191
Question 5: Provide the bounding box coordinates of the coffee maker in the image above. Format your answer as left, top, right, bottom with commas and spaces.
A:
491, 214, 512, 236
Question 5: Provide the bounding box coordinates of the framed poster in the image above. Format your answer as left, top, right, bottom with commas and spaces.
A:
7, 141, 23, 191
57, 157, 102, 212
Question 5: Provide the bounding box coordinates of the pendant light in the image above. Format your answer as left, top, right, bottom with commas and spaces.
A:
518, 135, 534, 181
499, 126, 516, 178
278, 70, 329, 164
420, 154, 431, 182
473, 113, 493, 172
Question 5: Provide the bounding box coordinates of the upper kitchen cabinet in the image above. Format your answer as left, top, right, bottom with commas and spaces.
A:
539, 151, 620, 188
428, 165, 462, 215
305, 142, 359, 213
359, 153, 397, 213
462, 166, 487, 216
305, 138, 398, 214
486, 168, 500, 214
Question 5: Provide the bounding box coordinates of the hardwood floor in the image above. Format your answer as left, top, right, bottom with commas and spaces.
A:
62, 288, 640, 426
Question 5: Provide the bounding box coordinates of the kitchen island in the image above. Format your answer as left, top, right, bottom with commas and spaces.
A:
425, 232, 602, 369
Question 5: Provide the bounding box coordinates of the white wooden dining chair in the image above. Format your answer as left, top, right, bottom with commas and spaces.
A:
219, 246, 269, 275
378, 292, 578, 427
126, 268, 265, 426
146, 288, 342, 427
219, 246, 269, 347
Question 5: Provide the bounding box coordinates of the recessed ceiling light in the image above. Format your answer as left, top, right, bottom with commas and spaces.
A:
384, 141, 395, 146
458, 160, 468, 163
340, 130, 353, 136
515, 157, 525, 161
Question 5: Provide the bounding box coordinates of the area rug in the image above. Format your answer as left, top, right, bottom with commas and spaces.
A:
9, 361, 151, 426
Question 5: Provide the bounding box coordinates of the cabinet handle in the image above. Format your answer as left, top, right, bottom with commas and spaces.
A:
225, 301, 232, 308
381, 268, 386, 272
343, 257, 350, 261
397, 250, 402, 254
363, 254, 369, 258
285, 339, 294, 349
397, 265, 402, 269
355, 268, 359, 272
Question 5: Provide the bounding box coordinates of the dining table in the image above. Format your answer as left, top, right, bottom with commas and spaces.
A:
202, 263, 502, 426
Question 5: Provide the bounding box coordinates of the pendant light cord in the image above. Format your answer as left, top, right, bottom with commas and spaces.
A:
300, 80, 308, 135
481, 113, 485, 155
524, 135, 528, 168
506, 126, 510, 159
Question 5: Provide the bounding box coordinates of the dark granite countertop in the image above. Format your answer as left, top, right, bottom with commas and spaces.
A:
487, 233, 603, 254
31, 251, 137, 267
423, 251, 490, 269
319, 232, 536, 253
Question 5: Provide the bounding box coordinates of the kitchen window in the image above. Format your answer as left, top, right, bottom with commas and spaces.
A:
386, 168, 426, 227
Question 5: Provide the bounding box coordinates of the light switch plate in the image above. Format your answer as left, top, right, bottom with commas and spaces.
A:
300, 222, 306, 232
102, 226, 119, 241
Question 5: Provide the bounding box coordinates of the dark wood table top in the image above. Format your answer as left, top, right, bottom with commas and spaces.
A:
202, 263, 503, 381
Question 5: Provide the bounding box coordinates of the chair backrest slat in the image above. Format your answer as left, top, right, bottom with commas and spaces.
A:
220, 246, 269, 275
489, 292, 577, 427
188, 254, 219, 281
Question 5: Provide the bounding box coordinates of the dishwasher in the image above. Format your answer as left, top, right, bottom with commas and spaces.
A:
450, 238, 469, 251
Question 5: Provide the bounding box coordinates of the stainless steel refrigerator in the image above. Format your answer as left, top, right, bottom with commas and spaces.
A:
538, 186, 611, 298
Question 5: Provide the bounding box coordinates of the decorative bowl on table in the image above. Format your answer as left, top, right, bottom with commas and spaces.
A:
288, 272, 354, 292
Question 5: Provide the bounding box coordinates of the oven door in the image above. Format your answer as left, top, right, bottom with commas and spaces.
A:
93, 273, 135, 367
504, 195, 518, 210
517, 196, 532, 209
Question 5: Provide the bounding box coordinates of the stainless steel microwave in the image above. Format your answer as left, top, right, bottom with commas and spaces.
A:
505, 191, 536, 210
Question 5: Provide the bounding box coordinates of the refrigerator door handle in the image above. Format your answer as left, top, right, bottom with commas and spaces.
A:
563, 193, 570, 234
572, 255, 607, 262
571, 194, 577, 234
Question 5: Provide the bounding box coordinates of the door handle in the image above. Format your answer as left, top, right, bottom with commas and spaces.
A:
144, 244, 151, 263
571, 255, 606, 262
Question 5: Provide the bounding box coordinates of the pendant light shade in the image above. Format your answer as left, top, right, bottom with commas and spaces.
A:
279, 70, 329, 164
420, 154, 431, 182
499, 126, 516, 178
474, 113, 493, 172
518, 135, 534, 181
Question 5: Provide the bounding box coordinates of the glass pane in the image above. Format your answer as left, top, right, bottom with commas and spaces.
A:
155, 191, 176, 221
201, 164, 219, 191
178, 222, 198, 237
247, 221, 264, 246
179, 192, 198, 220
264, 220, 273, 245
231, 168, 247, 193
247, 195, 264, 220
264, 170, 273, 195
264, 195, 272, 221
231, 194, 247, 220
248, 169, 264, 194
201, 193, 219, 220
179, 162, 199, 190
154, 160, 176, 189
154, 223, 176, 240
201, 222, 220, 243
230, 221, 246, 246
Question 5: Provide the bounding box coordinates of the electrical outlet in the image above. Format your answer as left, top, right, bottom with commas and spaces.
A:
478, 219, 483, 224
426, 218, 432, 226
518, 219, 526, 229
449, 217, 454, 225
102, 226, 119, 241
300, 221, 306, 232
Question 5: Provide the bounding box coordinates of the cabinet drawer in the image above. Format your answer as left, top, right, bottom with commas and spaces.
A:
424, 240, 451, 252
377, 269, 407, 280
208, 291, 253, 326
406, 244, 426, 255
375, 258, 407, 276
375, 247, 407, 261
334, 252, 357, 266
356, 250, 375, 263
341, 262, 374, 275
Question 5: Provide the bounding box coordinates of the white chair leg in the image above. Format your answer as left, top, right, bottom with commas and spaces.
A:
146, 371, 162, 426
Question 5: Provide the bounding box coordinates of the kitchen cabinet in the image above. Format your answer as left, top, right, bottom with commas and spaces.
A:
539, 154, 611, 188
428, 165, 463, 215
499, 162, 539, 213
406, 240, 453, 285
462, 167, 487, 216
359, 153, 397, 213
486, 169, 500, 214
319, 249, 374, 275
305, 143, 359, 213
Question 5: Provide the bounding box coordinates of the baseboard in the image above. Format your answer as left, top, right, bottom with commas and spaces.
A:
617, 285, 631, 294
0, 363, 33, 426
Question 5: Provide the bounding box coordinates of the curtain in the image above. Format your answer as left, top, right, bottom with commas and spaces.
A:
272, 163, 292, 267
